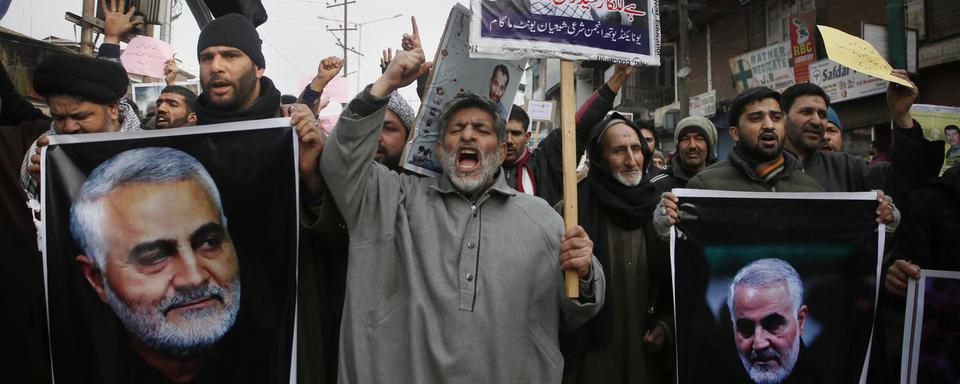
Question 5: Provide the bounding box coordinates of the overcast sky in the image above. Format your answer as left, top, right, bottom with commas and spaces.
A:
1, 0, 473, 106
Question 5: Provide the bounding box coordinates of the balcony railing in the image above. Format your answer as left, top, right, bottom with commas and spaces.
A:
620, 85, 675, 110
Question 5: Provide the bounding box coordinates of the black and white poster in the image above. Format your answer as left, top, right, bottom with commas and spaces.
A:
670, 189, 883, 384
402, 3, 526, 176
41, 119, 299, 383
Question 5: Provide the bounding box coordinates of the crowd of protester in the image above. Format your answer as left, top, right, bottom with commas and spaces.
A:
1, 3, 957, 383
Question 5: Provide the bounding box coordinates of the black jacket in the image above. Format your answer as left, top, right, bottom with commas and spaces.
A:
687, 148, 824, 192
787, 121, 943, 202
889, 164, 960, 271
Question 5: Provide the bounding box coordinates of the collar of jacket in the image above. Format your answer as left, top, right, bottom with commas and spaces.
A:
430, 169, 518, 199
194, 76, 282, 125
729, 145, 803, 183
666, 155, 698, 182
782, 146, 821, 170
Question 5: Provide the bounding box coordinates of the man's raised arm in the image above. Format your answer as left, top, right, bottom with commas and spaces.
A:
319, 49, 431, 229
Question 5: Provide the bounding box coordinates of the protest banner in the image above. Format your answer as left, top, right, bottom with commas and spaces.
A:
528, 99, 554, 122
789, 11, 817, 83
469, 0, 660, 65
901, 269, 960, 384
402, 4, 525, 176
41, 119, 299, 383
861, 23, 918, 74
120, 35, 175, 78
908, 104, 960, 176
321, 77, 350, 104
817, 25, 913, 88
671, 189, 882, 384
808, 59, 887, 104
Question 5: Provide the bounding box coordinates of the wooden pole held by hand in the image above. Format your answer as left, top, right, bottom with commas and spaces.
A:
560, 60, 579, 299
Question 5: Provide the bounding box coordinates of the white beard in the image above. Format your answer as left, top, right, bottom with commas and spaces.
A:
103, 275, 241, 358
438, 145, 502, 196
613, 169, 643, 187
739, 335, 801, 384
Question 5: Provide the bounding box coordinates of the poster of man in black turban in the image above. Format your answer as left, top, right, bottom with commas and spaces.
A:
41, 119, 298, 383
670, 189, 882, 384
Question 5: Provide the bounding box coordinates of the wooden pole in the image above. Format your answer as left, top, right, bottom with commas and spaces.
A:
79, 0, 95, 56
560, 60, 579, 299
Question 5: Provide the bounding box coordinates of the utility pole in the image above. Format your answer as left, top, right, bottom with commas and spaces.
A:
159, 0, 173, 43
79, 0, 96, 55
327, 0, 357, 78
677, 0, 690, 118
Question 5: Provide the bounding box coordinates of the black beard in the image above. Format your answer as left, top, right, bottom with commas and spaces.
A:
741, 138, 781, 163
203, 71, 259, 112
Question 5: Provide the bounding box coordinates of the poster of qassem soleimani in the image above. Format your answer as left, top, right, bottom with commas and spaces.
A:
670, 189, 882, 384
41, 118, 298, 383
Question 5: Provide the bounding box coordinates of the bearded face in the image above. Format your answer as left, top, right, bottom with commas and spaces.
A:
732, 99, 786, 163
732, 281, 807, 384
600, 123, 645, 187
104, 275, 240, 357
436, 107, 506, 197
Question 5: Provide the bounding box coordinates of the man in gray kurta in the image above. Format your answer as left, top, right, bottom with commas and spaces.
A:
320, 48, 605, 383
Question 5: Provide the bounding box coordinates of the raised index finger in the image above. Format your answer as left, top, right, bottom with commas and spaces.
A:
411, 16, 420, 38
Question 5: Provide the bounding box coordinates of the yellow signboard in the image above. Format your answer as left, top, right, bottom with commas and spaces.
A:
817, 25, 914, 88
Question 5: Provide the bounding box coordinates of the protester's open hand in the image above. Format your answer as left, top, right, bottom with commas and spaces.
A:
876, 190, 894, 224
163, 59, 179, 85
662, 192, 679, 225
379, 48, 393, 74
884, 259, 920, 297
643, 323, 668, 351
401, 16, 422, 51
27, 134, 50, 184
886, 69, 918, 129
371, 48, 431, 98
312, 56, 344, 91
102, 0, 143, 45
286, 103, 325, 193
560, 225, 593, 279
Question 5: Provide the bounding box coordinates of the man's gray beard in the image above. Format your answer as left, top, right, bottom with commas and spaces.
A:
739, 335, 801, 384
613, 170, 642, 187
103, 275, 241, 358
438, 145, 502, 196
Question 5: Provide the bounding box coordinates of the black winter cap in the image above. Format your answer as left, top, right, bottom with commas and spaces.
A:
33, 53, 129, 104
197, 13, 265, 68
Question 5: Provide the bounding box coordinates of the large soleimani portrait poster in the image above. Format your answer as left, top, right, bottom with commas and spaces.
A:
670, 189, 882, 384
41, 119, 299, 383
469, 0, 661, 65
